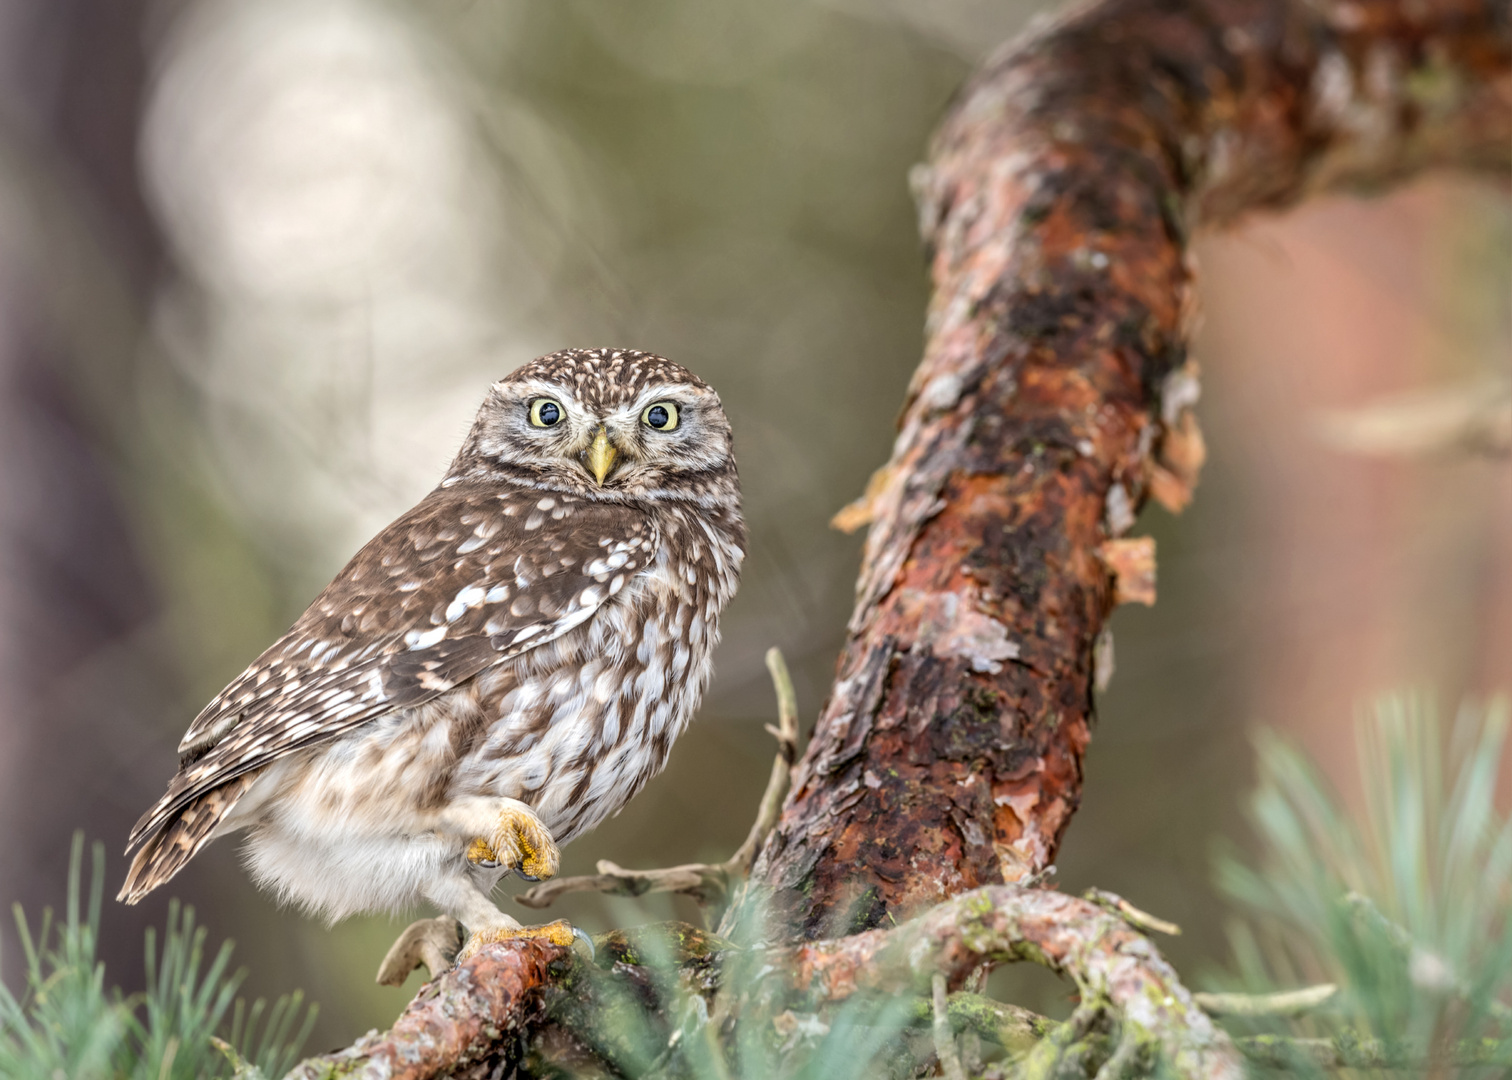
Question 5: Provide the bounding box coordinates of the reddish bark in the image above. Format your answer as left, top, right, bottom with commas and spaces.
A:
746, 0, 1512, 939
288, 940, 568, 1080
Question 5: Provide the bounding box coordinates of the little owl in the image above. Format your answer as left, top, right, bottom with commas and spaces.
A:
120, 348, 745, 965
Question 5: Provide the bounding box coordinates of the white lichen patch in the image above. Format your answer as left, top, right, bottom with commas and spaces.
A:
903, 589, 1021, 673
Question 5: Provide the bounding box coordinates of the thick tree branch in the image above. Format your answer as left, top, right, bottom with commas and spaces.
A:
748, 0, 1512, 940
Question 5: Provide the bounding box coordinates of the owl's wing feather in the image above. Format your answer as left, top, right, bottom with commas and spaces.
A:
127, 484, 657, 851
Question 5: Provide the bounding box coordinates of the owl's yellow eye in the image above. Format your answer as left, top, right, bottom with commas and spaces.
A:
642, 401, 679, 431
529, 399, 563, 427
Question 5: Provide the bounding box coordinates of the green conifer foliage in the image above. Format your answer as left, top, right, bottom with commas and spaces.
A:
0, 835, 316, 1080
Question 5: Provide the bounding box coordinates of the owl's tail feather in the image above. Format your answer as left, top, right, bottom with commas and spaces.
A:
118, 775, 256, 904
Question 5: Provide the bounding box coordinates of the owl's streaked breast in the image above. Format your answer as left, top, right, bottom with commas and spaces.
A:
458, 501, 742, 842
262, 501, 743, 852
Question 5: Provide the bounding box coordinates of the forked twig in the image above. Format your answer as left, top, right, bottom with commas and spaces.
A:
516, 646, 801, 912
1083, 887, 1182, 937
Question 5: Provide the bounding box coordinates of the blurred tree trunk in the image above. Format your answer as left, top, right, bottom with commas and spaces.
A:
294, 0, 1510, 1074
0, 0, 176, 998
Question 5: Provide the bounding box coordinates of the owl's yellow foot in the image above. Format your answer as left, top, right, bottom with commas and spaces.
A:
465, 803, 560, 882
456, 919, 589, 963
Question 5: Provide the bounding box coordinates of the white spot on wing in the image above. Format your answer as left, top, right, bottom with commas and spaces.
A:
405, 625, 448, 650
446, 584, 487, 622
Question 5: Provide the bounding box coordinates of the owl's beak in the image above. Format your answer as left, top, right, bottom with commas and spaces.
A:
586, 426, 618, 485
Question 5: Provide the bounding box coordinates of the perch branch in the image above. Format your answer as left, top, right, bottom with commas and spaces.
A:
291, 939, 570, 1080
304, 889, 1363, 1078
528, 886, 1240, 1077
516, 646, 800, 912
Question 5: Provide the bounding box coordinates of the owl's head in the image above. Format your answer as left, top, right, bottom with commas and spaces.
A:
449, 348, 738, 505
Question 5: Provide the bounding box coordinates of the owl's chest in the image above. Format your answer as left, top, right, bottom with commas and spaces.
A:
465, 535, 713, 735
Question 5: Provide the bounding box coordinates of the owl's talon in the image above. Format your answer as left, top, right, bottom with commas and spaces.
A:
571, 926, 596, 960
467, 805, 559, 881
456, 918, 580, 964
466, 837, 501, 868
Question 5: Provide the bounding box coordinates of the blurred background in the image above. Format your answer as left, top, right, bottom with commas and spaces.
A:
0, 0, 1505, 1053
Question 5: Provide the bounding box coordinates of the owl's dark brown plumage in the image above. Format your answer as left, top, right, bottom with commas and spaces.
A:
121, 349, 744, 939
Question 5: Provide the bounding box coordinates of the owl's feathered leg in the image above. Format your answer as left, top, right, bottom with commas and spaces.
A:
376, 796, 579, 981
427, 796, 561, 882
417, 869, 577, 968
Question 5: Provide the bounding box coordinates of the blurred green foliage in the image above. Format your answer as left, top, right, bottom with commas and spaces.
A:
1215, 694, 1512, 1074
0, 835, 315, 1080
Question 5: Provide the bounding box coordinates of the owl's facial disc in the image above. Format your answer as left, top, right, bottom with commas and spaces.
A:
466, 365, 734, 501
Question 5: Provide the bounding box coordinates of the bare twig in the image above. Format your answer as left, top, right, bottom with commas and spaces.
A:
932, 972, 967, 1080
1317, 379, 1512, 459
517, 646, 800, 912
1083, 887, 1181, 937
1234, 1033, 1512, 1070
727, 647, 801, 875
1191, 983, 1338, 1018
516, 859, 731, 910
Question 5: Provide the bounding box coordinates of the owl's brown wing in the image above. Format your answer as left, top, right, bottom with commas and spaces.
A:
127, 483, 657, 851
